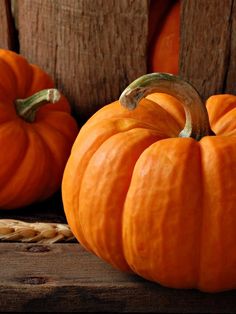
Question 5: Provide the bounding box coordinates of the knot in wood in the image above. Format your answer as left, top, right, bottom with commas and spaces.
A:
26, 245, 50, 253
21, 277, 48, 285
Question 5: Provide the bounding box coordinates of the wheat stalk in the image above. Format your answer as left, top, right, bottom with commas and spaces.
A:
0, 219, 75, 244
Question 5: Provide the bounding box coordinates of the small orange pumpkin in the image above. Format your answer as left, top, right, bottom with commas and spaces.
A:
0, 49, 78, 209
62, 72, 236, 292
148, 0, 180, 74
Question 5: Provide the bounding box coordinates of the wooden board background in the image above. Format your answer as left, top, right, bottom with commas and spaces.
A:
180, 0, 236, 100
15, 0, 148, 123
0, 0, 236, 116
1, 0, 236, 118
0, 0, 17, 50
1, 0, 236, 312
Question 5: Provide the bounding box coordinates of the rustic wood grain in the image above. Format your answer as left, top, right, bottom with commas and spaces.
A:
0, 242, 236, 313
180, 0, 235, 100
0, 0, 18, 50
224, 0, 236, 94
0, 0, 12, 49
17, 0, 149, 123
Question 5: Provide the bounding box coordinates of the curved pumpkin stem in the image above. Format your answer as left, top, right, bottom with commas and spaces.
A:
119, 73, 215, 141
15, 89, 61, 122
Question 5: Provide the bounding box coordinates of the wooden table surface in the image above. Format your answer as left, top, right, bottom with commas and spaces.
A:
1, 194, 236, 313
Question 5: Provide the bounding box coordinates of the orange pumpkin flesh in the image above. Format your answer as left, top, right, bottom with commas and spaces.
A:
0, 49, 78, 209
62, 73, 236, 292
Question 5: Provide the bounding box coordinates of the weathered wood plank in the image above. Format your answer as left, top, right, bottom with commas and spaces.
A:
0, 0, 18, 50
0, 243, 236, 313
17, 0, 149, 123
224, 0, 236, 94
0, 0, 12, 49
180, 0, 234, 100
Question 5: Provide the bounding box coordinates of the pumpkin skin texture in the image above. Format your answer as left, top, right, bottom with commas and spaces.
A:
62, 73, 236, 292
0, 49, 78, 209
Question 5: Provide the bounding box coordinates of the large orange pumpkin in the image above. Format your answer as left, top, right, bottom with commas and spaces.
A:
0, 49, 78, 209
62, 72, 236, 292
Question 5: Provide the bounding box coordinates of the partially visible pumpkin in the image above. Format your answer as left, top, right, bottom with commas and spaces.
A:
0, 49, 78, 209
148, 0, 180, 74
62, 72, 236, 293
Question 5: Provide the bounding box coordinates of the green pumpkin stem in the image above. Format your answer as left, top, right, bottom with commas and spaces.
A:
119, 73, 215, 141
15, 88, 61, 122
